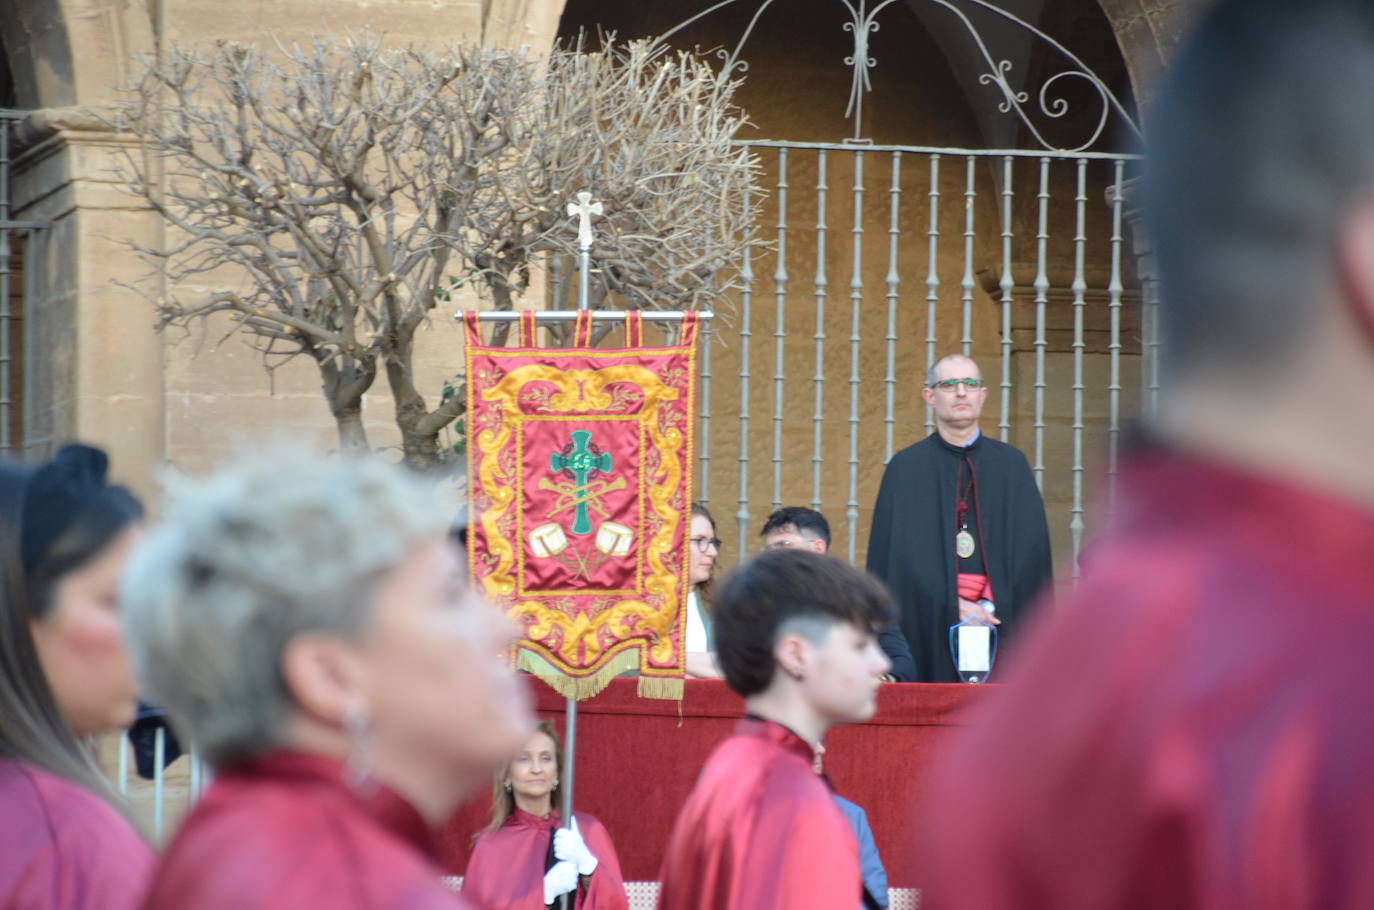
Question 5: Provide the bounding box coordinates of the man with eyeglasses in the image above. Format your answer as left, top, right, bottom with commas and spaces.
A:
761, 506, 917, 682
865, 353, 1052, 683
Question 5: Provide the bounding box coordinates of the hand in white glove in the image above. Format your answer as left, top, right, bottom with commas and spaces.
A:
543, 860, 579, 904
553, 816, 599, 877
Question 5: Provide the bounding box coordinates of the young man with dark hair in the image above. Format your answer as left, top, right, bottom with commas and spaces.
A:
759, 506, 918, 682
759, 506, 831, 552
918, 1, 1374, 906
657, 549, 893, 910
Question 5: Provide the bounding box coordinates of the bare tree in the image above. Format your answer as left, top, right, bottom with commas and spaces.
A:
115, 33, 761, 469
461, 37, 764, 325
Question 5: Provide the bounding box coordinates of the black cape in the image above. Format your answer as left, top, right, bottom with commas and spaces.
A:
866, 432, 1053, 683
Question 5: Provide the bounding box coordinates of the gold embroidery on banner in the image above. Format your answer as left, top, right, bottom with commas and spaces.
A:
474, 360, 687, 673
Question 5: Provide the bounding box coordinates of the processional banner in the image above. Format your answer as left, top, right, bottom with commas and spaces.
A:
464, 310, 700, 700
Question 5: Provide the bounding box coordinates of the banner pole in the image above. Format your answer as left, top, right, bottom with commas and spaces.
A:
558, 190, 598, 910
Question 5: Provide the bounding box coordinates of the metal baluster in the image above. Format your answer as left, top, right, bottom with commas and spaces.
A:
1032, 157, 1050, 492
736, 189, 754, 560
846, 151, 864, 564
884, 151, 902, 463
999, 156, 1015, 441
812, 150, 829, 512
698, 317, 712, 507
21, 227, 38, 456
1070, 158, 1088, 579
189, 747, 202, 803
772, 149, 789, 512
153, 726, 166, 843
924, 154, 941, 435
1, 117, 11, 455
1143, 243, 1161, 420
118, 732, 129, 796
549, 253, 565, 312
960, 156, 976, 358
1107, 159, 1126, 513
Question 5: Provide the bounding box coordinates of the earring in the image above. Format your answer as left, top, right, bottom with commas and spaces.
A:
505, 782, 512, 792
343, 702, 377, 796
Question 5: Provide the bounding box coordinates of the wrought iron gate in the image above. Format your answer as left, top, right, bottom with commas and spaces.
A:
0, 108, 41, 458
667, 0, 1146, 579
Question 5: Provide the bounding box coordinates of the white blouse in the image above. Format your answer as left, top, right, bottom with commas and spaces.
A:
685, 589, 710, 653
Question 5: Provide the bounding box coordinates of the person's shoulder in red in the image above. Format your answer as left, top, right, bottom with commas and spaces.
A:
660, 719, 860, 910
0, 758, 154, 910
917, 452, 1374, 909
144, 752, 471, 910
659, 551, 890, 910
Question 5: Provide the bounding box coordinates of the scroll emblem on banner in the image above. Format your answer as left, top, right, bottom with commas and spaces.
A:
464, 310, 700, 700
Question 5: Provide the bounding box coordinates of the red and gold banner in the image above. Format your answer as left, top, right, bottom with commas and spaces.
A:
464, 311, 699, 700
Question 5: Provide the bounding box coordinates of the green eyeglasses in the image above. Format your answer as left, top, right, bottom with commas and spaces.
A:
929, 378, 985, 392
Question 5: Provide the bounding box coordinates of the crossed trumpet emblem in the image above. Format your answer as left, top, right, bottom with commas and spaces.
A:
529, 429, 635, 574
543, 429, 622, 535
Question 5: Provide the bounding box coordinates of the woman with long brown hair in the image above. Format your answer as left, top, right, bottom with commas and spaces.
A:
0, 445, 152, 907
463, 721, 627, 909
684, 502, 723, 678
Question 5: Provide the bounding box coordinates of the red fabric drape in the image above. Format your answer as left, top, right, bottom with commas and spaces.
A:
439, 677, 994, 888
957, 572, 994, 603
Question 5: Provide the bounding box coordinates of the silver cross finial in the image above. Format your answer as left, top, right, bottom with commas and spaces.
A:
567, 191, 603, 251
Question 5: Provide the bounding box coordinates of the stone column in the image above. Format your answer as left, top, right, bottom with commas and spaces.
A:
12, 108, 166, 496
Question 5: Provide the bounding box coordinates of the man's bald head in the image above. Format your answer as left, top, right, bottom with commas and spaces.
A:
925, 354, 981, 388
923, 354, 988, 439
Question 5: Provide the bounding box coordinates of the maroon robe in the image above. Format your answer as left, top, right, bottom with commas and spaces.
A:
917, 449, 1374, 909
144, 750, 471, 909
463, 809, 628, 910
0, 758, 153, 909
657, 717, 861, 910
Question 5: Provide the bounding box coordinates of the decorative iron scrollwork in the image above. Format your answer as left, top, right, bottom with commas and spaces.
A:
653, 0, 1142, 151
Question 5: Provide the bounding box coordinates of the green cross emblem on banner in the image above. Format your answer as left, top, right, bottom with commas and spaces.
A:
548, 429, 614, 535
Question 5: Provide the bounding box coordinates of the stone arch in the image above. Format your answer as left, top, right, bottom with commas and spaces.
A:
1094, 0, 1201, 117
0, 0, 155, 113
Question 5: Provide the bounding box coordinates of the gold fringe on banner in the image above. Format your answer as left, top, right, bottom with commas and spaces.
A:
636, 675, 684, 700
518, 649, 666, 701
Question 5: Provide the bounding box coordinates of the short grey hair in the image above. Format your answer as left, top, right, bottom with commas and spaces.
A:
121, 447, 453, 766
925, 354, 980, 387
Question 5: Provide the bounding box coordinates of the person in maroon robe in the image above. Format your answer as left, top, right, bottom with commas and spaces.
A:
464, 721, 628, 909
657, 548, 894, 910
0, 445, 153, 909
120, 449, 535, 908
916, 2, 1374, 908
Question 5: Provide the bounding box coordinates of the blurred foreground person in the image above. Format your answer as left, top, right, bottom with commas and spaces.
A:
463, 721, 627, 909
658, 549, 892, 909
919, 2, 1374, 908
123, 449, 533, 908
0, 445, 151, 908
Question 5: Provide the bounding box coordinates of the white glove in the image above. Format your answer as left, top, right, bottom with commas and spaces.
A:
553, 816, 599, 877
543, 860, 579, 904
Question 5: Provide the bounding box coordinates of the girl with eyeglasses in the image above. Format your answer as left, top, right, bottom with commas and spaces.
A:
684, 503, 723, 679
